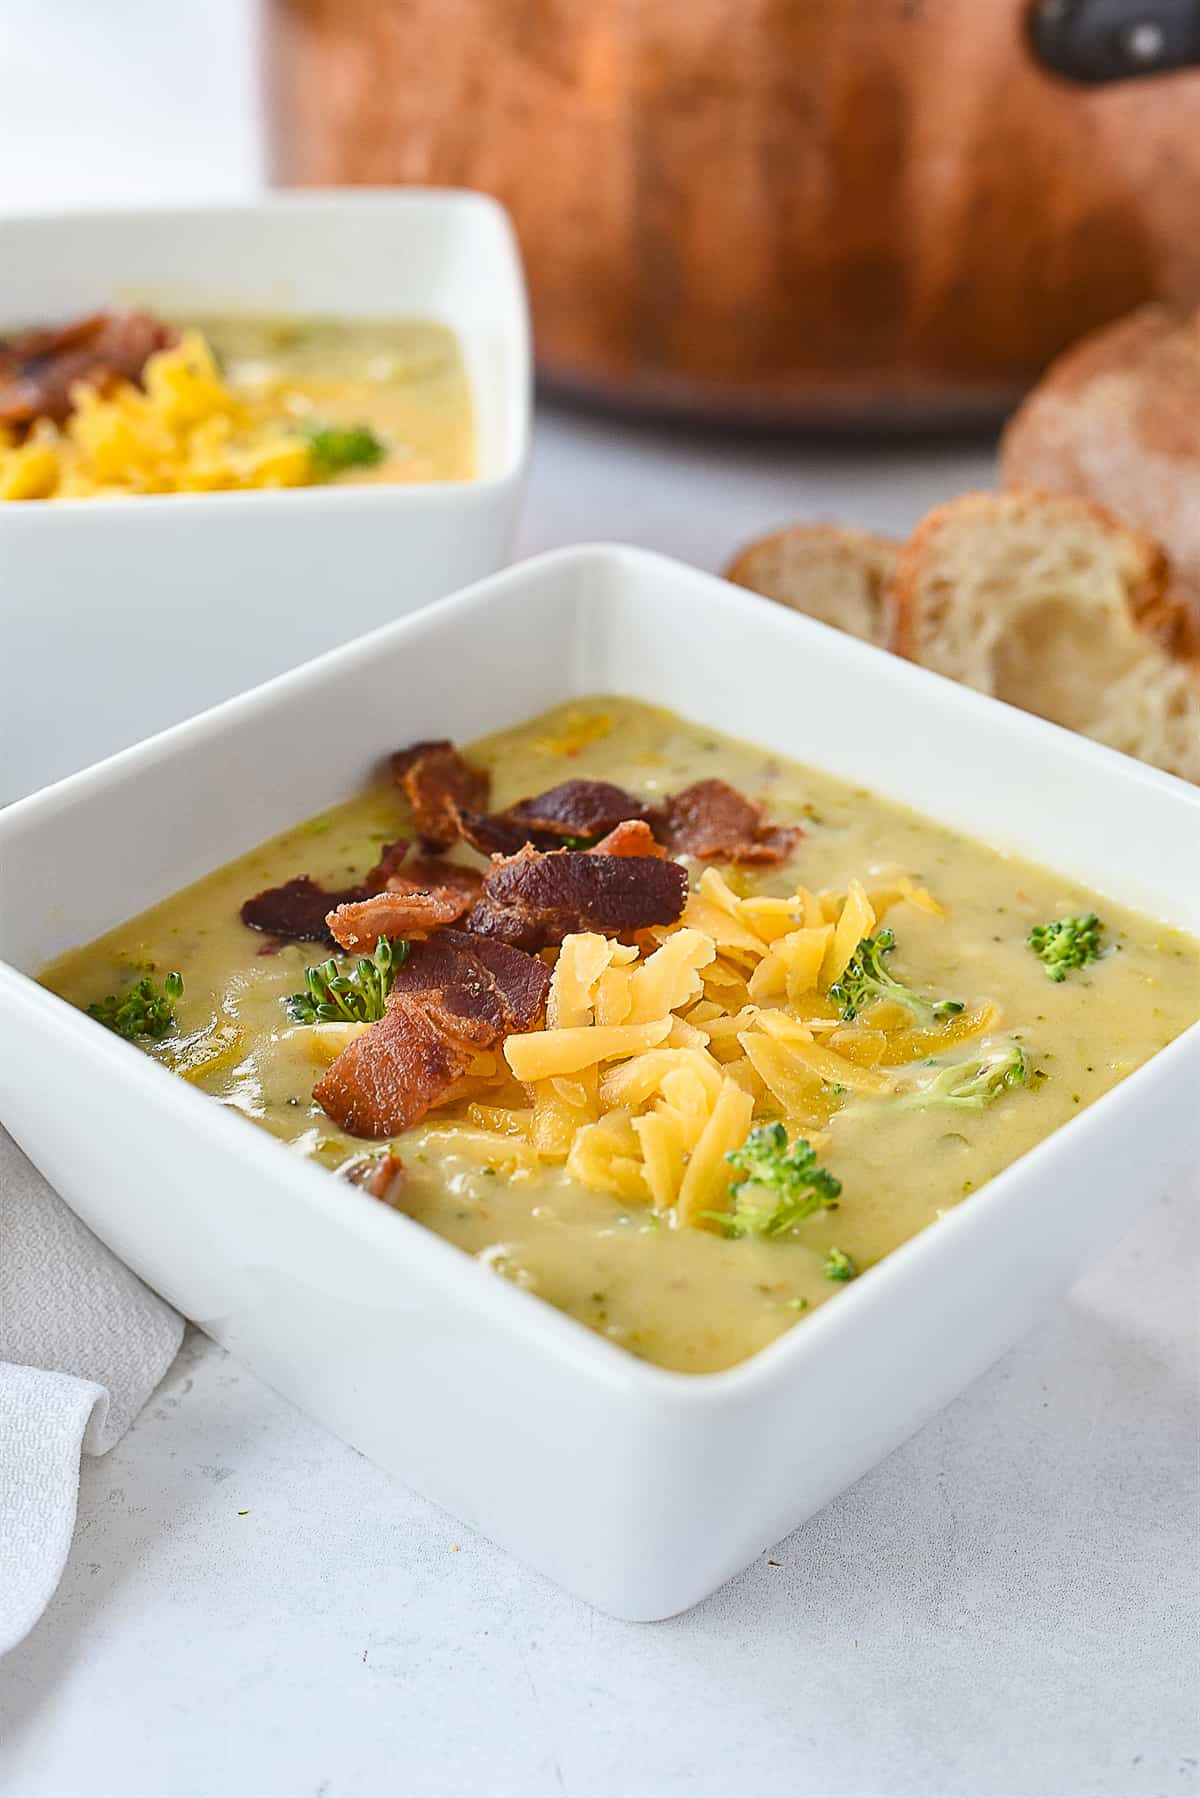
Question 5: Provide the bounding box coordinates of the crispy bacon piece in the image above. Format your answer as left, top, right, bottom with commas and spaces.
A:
504, 779, 649, 839
389, 741, 449, 779
590, 819, 666, 858
454, 779, 650, 856
364, 837, 482, 903
385, 740, 799, 873
366, 1153, 406, 1204
0, 309, 176, 429
391, 930, 551, 1043
314, 930, 551, 1138
399, 856, 483, 902
390, 740, 490, 850
328, 841, 484, 950
341, 1151, 407, 1204
242, 839, 481, 949
315, 999, 475, 1138
363, 838, 413, 891
467, 845, 687, 952
454, 810, 552, 857
327, 883, 474, 953
241, 875, 370, 944
648, 779, 802, 864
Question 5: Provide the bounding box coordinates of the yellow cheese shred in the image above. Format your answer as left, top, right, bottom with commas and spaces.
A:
675, 1077, 756, 1228
504, 1019, 671, 1081
423, 863, 956, 1229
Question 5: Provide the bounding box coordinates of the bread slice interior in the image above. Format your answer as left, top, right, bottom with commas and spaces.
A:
888, 492, 1200, 783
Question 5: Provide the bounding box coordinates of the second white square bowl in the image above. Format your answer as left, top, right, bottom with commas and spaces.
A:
0, 190, 530, 802
0, 545, 1197, 1618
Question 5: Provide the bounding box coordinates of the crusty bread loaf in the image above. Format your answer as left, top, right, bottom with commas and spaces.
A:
888, 491, 1200, 784
1001, 304, 1200, 615
724, 523, 899, 646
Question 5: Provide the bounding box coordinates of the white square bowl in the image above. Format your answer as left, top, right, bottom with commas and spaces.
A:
1, 545, 1197, 1621
0, 190, 530, 803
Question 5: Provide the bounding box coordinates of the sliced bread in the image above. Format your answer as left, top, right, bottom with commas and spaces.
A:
1001, 304, 1200, 615
887, 491, 1200, 784
724, 523, 899, 647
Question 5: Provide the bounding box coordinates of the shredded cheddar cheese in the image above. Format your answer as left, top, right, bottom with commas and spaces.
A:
0, 332, 321, 500
403, 868, 978, 1230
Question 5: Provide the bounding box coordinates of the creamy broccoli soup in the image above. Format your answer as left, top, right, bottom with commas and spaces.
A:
0, 309, 474, 499
192, 314, 476, 485
41, 698, 1200, 1374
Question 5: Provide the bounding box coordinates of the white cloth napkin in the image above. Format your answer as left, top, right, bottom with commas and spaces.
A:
0, 1125, 182, 1653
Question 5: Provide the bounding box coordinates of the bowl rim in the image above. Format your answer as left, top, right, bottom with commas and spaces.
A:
0, 186, 532, 501
2, 542, 1197, 1402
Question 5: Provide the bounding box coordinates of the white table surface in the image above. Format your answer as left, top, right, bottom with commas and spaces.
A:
2, 8, 1197, 1795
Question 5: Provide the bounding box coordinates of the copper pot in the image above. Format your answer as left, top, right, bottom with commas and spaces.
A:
264, 0, 1200, 428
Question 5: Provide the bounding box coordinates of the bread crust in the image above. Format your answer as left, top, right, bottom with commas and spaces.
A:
724, 492, 1198, 781
724, 523, 899, 647
1001, 304, 1200, 617
724, 522, 899, 588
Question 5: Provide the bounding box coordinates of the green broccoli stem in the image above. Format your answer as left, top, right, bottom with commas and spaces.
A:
828, 927, 964, 1024
897, 1042, 1028, 1110
285, 936, 409, 1025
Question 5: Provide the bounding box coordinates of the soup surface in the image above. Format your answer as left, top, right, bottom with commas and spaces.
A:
42, 698, 1200, 1372
0, 310, 474, 499
193, 314, 475, 485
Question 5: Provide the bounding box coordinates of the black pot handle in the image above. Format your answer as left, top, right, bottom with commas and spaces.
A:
1029, 0, 1200, 81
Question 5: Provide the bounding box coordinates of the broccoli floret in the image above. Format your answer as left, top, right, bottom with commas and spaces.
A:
898, 1042, 1028, 1110
285, 936, 409, 1025
303, 423, 385, 479
1028, 913, 1104, 981
823, 1247, 857, 1282
705, 1123, 842, 1239
828, 927, 964, 1024
88, 971, 183, 1041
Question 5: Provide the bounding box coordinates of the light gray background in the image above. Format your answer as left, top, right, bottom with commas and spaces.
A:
1, 6, 1196, 1795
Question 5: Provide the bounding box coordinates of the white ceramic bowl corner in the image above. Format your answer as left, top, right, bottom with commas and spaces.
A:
0, 190, 531, 803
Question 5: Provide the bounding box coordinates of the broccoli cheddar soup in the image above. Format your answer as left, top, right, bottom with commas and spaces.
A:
42, 699, 1200, 1373
0, 308, 473, 499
